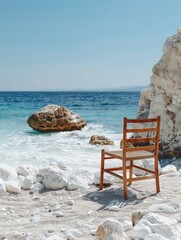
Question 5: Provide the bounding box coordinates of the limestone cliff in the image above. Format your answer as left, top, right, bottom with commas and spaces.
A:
137, 28, 181, 158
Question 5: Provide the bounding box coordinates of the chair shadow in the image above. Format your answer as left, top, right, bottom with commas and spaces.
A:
83, 185, 157, 211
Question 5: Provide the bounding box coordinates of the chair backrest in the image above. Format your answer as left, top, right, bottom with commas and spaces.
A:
122, 116, 161, 155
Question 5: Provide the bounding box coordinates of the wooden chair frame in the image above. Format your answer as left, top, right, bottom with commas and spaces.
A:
100, 116, 161, 200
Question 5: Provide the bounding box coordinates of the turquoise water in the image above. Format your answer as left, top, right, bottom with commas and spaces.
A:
0, 91, 140, 168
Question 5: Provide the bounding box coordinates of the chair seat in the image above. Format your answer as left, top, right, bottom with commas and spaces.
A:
104, 149, 155, 160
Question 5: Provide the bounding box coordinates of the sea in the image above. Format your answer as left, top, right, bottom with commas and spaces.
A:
0, 91, 140, 170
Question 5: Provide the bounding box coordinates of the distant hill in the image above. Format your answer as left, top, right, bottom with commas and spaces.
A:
70, 85, 148, 92
11, 85, 148, 92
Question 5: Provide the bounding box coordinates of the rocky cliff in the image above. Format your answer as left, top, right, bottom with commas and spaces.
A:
137, 28, 181, 158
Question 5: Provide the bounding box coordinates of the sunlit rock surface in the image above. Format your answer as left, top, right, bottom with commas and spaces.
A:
137, 28, 181, 157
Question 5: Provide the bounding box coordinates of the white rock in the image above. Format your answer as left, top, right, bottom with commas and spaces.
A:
0, 177, 6, 195
0, 163, 18, 181
39, 165, 68, 190
121, 220, 132, 232
67, 175, 89, 191
21, 175, 35, 190
136, 29, 181, 157
5, 180, 21, 193
96, 218, 127, 240
161, 165, 177, 175
30, 182, 44, 193
17, 165, 39, 177
134, 222, 152, 239
133, 212, 179, 240
18, 175, 25, 187
148, 203, 176, 214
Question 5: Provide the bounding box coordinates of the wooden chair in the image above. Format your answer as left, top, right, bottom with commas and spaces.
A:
100, 116, 161, 200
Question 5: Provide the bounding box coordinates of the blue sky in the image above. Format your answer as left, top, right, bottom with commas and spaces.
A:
0, 0, 180, 90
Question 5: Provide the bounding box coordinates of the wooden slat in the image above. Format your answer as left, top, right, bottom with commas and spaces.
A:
104, 156, 117, 160
126, 118, 159, 123
126, 127, 156, 133
126, 145, 155, 152
126, 154, 155, 160
131, 174, 156, 182
126, 137, 156, 143
104, 167, 123, 171
105, 170, 156, 182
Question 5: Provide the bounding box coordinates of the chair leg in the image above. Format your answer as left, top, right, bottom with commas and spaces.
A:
123, 159, 128, 200
155, 157, 160, 193
129, 160, 133, 185
100, 149, 105, 190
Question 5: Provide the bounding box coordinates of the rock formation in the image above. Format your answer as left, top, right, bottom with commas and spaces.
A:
27, 104, 86, 132
89, 135, 114, 145
137, 28, 181, 158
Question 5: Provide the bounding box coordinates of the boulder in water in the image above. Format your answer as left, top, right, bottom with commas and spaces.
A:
89, 135, 114, 145
27, 104, 86, 132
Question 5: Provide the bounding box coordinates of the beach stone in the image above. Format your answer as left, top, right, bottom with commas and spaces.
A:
17, 165, 39, 177
20, 175, 36, 190
136, 28, 181, 157
89, 135, 114, 145
27, 104, 86, 132
39, 165, 68, 190
5, 180, 21, 193
133, 212, 179, 240
96, 218, 127, 240
0, 163, 18, 181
